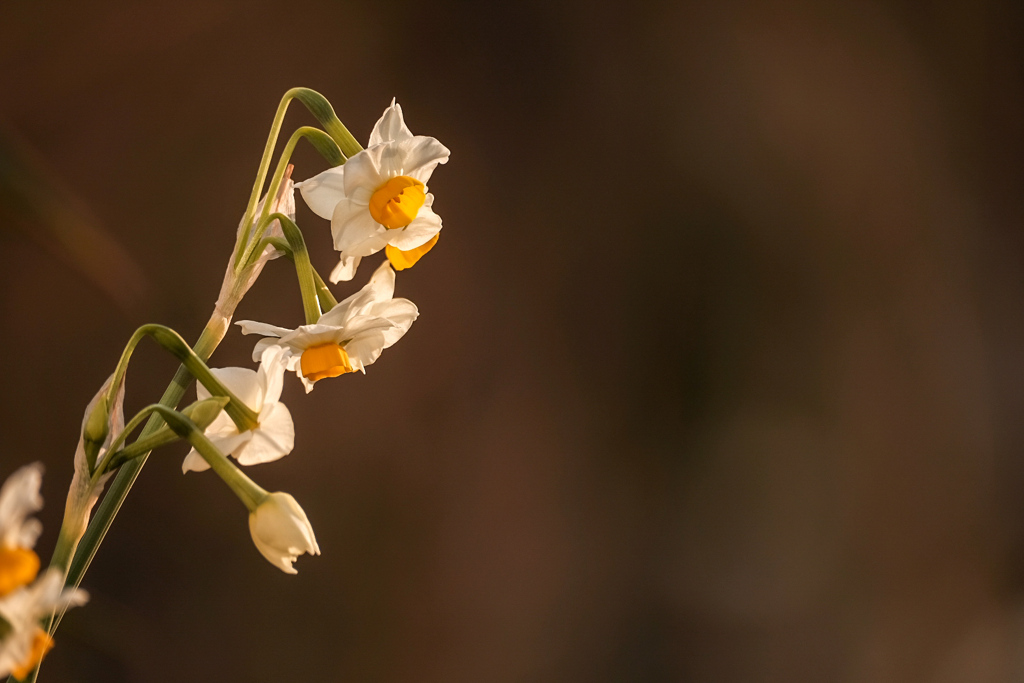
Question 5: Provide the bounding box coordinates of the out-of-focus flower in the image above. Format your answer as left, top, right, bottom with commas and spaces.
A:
237, 261, 418, 391
0, 569, 88, 679
182, 346, 295, 474
248, 492, 319, 574
0, 466, 44, 597
298, 100, 449, 281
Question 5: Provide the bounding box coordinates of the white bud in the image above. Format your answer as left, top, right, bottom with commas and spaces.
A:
248, 492, 320, 574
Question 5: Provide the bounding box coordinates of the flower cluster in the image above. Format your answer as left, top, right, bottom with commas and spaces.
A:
0, 91, 448, 680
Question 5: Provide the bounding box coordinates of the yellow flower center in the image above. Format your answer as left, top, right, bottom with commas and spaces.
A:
386, 233, 440, 271
10, 628, 54, 680
368, 176, 425, 229
300, 343, 354, 383
0, 546, 40, 597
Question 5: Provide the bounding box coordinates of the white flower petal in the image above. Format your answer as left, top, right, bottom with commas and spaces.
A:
258, 346, 289, 406
321, 261, 396, 326
386, 202, 443, 251
200, 411, 238, 440
332, 200, 388, 256
297, 166, 346, 220
342, 146, 384, 198
181, 448, 211, 474
0, 569, 88, 675
210, 366, 264, 412
210, 431, 251, 460
368, 99, 414, 146
236, 403, 295, 466
399, 136, 450, 184
344, 330, 388, 370
281, 325, 347, 350
373, 298, 419, 347
237, 320, 292, 339
329, 255, 362, 283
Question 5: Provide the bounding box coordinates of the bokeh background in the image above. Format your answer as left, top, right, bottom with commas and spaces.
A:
2, 0, 1024, 681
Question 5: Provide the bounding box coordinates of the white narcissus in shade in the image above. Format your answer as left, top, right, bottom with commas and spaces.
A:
298, 100, 450, 282
248, 492, 320, 574
181, 345, 295, 474
237, 261, 418, 392
0, 569, 88, 679
0, 465, 44, 598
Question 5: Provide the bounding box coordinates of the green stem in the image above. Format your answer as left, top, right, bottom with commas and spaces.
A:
178, 426, 268, 512
237, 126, 342, 270
129, 407, 268, 511
312, 267, 339, 311
66, 319, 224, 598
98, 397, 229, 474
260, 127, 342, 225
273, 213, 321, 324
108, 324, 258, 431
236, 87, 356, 267
237, 92, 298, 263
262, 236, 338, 312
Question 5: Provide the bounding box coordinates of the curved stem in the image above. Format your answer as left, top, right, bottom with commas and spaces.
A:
261, 236, 338, 311
273, 213, 321, 324
96, 397, 229, 475
237, 126, 342, 270
108, 324, 259, 431
236, 87, 357, 267
63, 318, 225, 593
260, 127, 342, 225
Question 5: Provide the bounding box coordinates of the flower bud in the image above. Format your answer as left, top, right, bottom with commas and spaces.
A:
81, 395, 110, 471
248, 492, 319, 574
180, 396, 230, 432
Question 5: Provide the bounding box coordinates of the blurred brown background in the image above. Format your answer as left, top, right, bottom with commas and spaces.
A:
2, 0, 1024, 681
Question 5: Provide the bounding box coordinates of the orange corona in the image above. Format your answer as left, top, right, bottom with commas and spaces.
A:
300, 343, 354, 383
368, 176, 426, 229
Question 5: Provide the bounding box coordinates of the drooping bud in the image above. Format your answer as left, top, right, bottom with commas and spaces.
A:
181, 396, 230, 433
248, 492, 320, 574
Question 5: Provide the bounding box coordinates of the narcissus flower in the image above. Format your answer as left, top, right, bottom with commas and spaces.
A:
298, 100, 450, 281
248, 492, 319, 574
181, 346, 295, 474
0, 466, 44, 598
237, 261, 418, 391
0, 569, 88, 679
